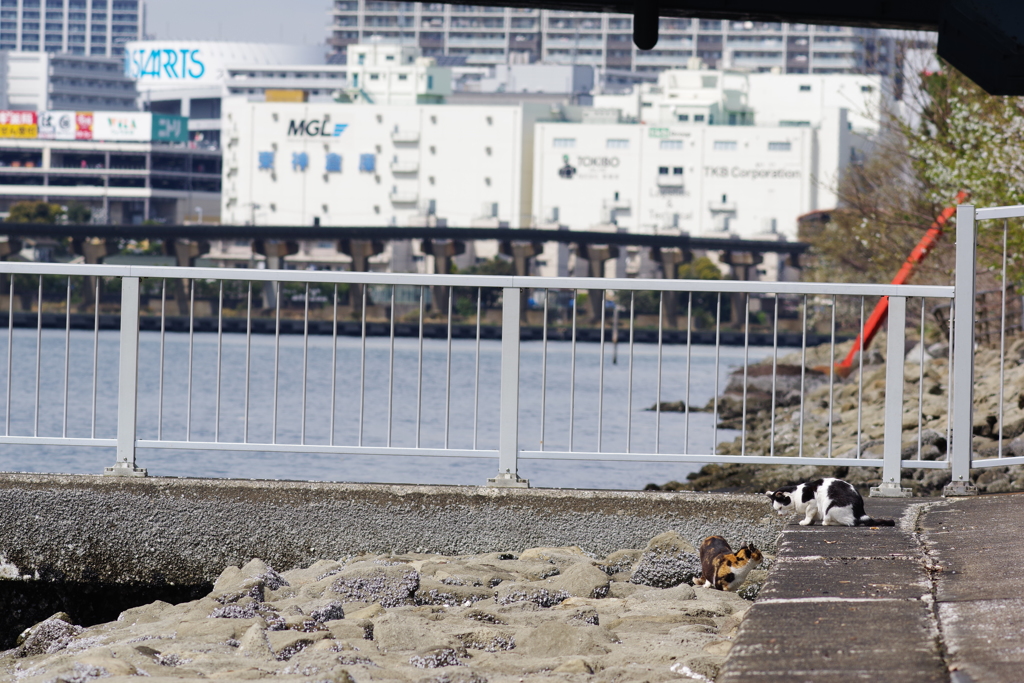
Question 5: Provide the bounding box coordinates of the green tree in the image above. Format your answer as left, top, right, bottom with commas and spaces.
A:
7, 201, 62, 223
65, 202, 92, 224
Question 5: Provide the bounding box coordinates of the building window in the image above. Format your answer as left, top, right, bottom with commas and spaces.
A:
694, 114, 705, 122
673, 167, 683, 175
861, 85, 873, 92
606, 138, 629, 149
677, 114, 689, 122
358, 153, 375, 173
659, 140, 683, 150
799, 84, 811, 91
713, 140, 737, 151
768, 141, 792, 151
325, 153, 342, 173
553, 137, 575, 148
258, 151, 274, 170
292, 152, 308, 171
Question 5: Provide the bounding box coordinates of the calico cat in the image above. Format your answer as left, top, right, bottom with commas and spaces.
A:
696, 536, 763, 591
767, 478, 896, 527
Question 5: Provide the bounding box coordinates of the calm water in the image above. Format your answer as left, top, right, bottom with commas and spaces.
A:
0, 327, 772, 489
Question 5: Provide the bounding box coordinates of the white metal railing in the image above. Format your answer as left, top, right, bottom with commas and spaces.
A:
0, 255, 958, 491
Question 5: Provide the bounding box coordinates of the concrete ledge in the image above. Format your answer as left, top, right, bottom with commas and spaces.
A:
0, 472, 782, 586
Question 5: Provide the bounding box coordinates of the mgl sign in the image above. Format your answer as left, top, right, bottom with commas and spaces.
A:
287, 117, 348, 137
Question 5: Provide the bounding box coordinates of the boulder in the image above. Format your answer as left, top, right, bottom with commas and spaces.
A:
494, 582, 570, 608
329, 563, 420, 608
374, 613, 458, 653
416, 577, 496, 606
629, 532, 701, 588
543, 562, 610, 599
517, 621, 616, 658
598, 550, 643, 576
15, 613, 83, 657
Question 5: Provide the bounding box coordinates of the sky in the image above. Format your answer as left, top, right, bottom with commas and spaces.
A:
145, 0, 331, 46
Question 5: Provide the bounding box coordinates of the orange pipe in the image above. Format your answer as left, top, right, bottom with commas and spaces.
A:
833, 190, 969, 376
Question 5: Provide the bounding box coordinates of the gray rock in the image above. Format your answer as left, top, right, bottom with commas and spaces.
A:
629, 532, 701, 588
374, 613, 458, 653
409, 646, 467, 668
494, 582, 571, 608
416, 670, 488, 683
15, 614, 83, 657
543, 562, 610, 599
416, 577, 495, 606
330, 563, 420, 608
517, 621, 617, 658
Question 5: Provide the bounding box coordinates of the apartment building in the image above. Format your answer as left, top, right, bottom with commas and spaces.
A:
0, 0, 141, 57
328, 2, 894, 79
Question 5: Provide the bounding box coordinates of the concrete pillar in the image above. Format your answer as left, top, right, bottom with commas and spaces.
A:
421, 238, 465, 315
337, 238, 384, 318
69, 237, 114, 311
499, 240, 542, 322
654, 246, 689, 328
0, 236, 21, 308
253, 239, 298, 309
576, 243, 618, 323
719, 250, 762, 324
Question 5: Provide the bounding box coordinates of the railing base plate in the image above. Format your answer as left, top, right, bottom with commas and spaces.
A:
104, 465, 148, 477
942, 480, 978, 497
869, 483, 912, 498
487, 472, 529, 488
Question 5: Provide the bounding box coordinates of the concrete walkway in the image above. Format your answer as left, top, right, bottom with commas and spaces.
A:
718, 493, 1024, 683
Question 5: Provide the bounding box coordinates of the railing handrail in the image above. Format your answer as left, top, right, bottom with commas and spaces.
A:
0, 262, 955, 298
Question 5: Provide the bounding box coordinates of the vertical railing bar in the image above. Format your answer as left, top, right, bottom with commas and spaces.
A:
473, 286, 481, 450
300, 282, 310, 445
329, 283, 338, 447
33, 275, 41, 437
243, 282, 252, 443
917, 298, 926, 460
91, 277, 100, 438
214, 280, 223, 443
6, 276, 13, 436
741, 294, 750, 456
415, 285, 424, 448
857, 295, 865, 458
358, 284, 367, 447
271, 280, 280, 445
827, 293, 836, 457
712, 292, 722, 456
626, 291, 635, 453
186, 279, 195, 442
444, 286, 453, 449
539, 287, 548, 451
999, 219, 1008, 458
62, 277, 71, 438
156, 279, 165, 441
598, 289, 606, 452
769, 294, 779, 458
684, 292, 693, 454
945, 299, 954, 461
569, 288, 577, 452
799, 294, 807, 458
655, 290, 664, 454
387, 285, 397, 447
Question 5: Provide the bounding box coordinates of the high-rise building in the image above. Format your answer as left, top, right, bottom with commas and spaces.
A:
0, 0, 142, 57
328, 3, 894, 80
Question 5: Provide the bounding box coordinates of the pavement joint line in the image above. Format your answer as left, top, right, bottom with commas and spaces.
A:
756, 597, 928, 604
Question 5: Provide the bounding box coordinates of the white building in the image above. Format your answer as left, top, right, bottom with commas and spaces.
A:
344, 41, 451, 104
329, 4, 894, 78
0, 0, 141, 57
221, 99, 534, 230
0, 50, 136, 111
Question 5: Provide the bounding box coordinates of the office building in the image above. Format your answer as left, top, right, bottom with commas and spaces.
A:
328, 3, 894, 79
0, 0, 142, 57
0, 50, 136, 111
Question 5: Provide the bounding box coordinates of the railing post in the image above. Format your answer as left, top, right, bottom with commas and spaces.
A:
945, 205, 979, 496
488, 286, 528, 488
871, 294, 911, 497
105, 275, 146, 477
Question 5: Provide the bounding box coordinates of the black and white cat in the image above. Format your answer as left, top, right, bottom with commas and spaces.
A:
767, 478, 896, 527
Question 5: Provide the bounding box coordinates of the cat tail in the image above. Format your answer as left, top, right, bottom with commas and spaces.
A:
856, 515, 896, 527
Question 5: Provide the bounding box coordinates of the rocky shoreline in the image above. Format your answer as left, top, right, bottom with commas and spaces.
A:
650, 335, 1024, 496
2, 532, 769, 683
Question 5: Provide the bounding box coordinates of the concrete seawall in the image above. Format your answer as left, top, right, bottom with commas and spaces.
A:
0, 472, 781, 646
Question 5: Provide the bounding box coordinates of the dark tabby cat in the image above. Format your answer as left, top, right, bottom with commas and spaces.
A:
696, 536, 763, 591
767, 478, 896, 527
